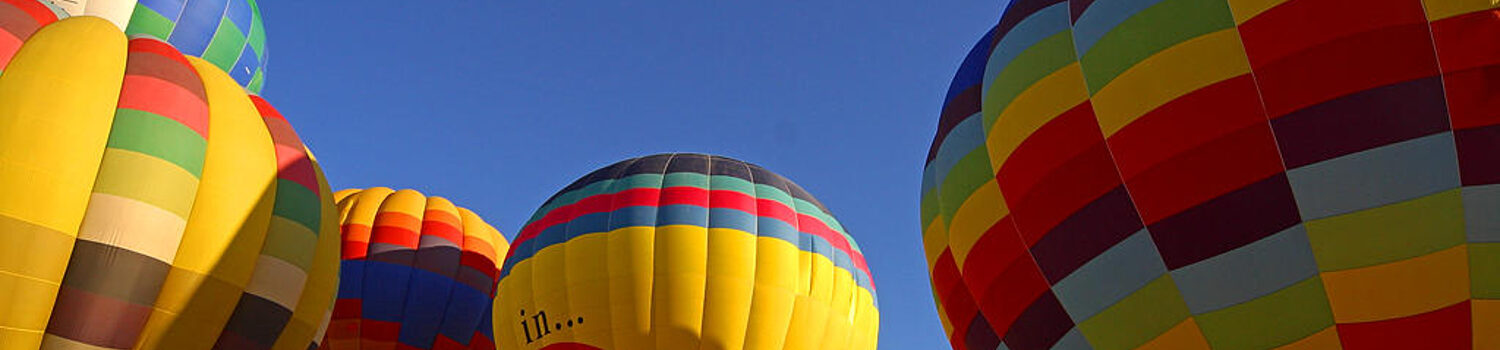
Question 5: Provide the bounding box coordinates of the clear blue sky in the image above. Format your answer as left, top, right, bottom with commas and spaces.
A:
259, 2, 1002, 348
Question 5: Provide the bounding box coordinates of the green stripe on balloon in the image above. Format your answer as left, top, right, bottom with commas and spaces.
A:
124, 3, 175, 40
105, 109, 208, 176
201, 17, 247, 72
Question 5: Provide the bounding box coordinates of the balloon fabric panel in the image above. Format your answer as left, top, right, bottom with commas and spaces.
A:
922, 0, 1500, 349
497, 153, 879, 350
0, 16, 128, 349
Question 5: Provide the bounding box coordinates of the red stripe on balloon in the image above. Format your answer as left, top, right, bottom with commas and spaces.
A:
997, 102, 1106, 209
658, 186, 709, 206
331, 298, 363, 319
1106, 76, 1265, 180
0, 0, 57, 29
1249, 23, 1441, 119
1431, 10, 1500, 74
1443, 65, 1500, 130
116, 75, 210, 138
0, 31, 20, 71
250, 96, 321, 194
1008, 142, 1123, 247
513, 186, 871, 279
419, 216, 464, 247
1123, 123, 1285, 225
360, 320, 401, 342
971, 250, 1048, 344
519, 188, 834, 248
1335, 300, 1470, 349
371, 212, 421, 249
126, 37, 193, 68
341, 224, 372, 259
1237, 0, 1427, 69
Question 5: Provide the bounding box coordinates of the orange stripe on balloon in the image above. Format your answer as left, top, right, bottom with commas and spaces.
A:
341, 224, 372, 259
371, 212, 422, 248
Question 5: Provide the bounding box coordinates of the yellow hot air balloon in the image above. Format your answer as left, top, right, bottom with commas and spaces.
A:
321, 188, 509, 350
0, 9, 338, 350
495, 153, 880, 350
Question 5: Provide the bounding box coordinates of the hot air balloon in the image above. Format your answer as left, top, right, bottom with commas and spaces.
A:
921, 0, 1499, 349
37, 0, 269, 92
321, 188, 509, 350
0, 10, 337, 350
496, 153, 880, 350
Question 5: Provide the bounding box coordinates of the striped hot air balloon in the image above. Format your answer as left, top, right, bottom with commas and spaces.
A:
0, 7, 337, 350
497, 153, 880, 350
321, 188, 509, 350
38, 0, 269, 92
921, 0, 1499, 349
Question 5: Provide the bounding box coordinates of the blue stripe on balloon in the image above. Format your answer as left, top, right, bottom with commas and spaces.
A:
166, 0, 229, 55
437, 282, 491, 343
138, 0, 186, 20
657, 204, 709, 227
337, 260, 365, 299
398, 268, 455, 348
225, 0, 252, 34
361, 261, 415, 322
608, 205, 658, 230
533, 223, 568, 256
229, 46, 259, 85
943, 29, 994, 103
478, 303, 496, 337
756, 215, 799, 245
566, 211, 610, 239
707, 207, 755, 233
834, 245, 853, 272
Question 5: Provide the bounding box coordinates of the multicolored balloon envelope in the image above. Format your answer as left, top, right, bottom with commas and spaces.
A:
322, 188, 509, 350
922, 0, 1498, 349
0, 10, 338, 350
497, 153, 880, 350
34, 0, 270, 92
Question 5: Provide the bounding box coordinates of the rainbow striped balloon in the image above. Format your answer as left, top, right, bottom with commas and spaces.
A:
0, 10, 337, 350
497, 154, 880, 350
922, 0, 1499, 349
322, 188, 508, 350
124, 0, 269, 93
37, 0, 269, 93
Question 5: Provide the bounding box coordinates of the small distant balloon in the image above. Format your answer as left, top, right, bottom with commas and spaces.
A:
320, 188, 509, 350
